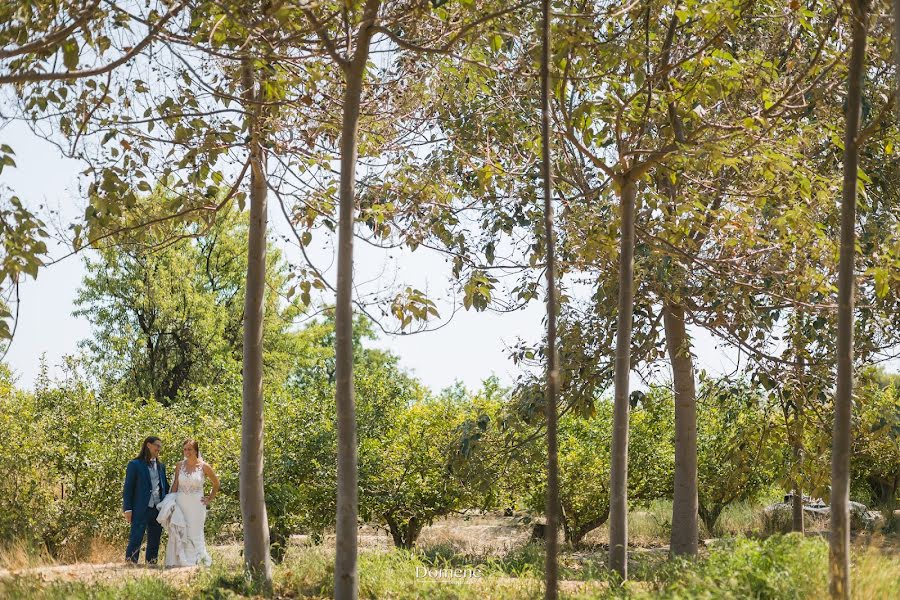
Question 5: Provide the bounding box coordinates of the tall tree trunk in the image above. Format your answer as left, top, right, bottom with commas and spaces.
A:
894, 0, 900, 108
239, 57, 273, 590
539, 0, 560, 596
830, 2, 868, 598
334, 4, 379, 597
334, 61, 363, 600
792, 314, 805, 534
608, 178, 637, 580
664, 301, 698, 556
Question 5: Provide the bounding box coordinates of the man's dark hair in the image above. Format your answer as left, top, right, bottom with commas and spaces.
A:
136, 436, 161, 462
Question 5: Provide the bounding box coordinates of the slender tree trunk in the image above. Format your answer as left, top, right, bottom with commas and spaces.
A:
334, 4, 379, 597
831, 2, 867, 598
791, 424, 806, 533
894, 0, 900, 109
664, 301, 698, 556
539, 0, 560, 596
239, 57, 273, 590
792, 316, 805, 534
334, 62, 363, 600
608, 178, 637, 580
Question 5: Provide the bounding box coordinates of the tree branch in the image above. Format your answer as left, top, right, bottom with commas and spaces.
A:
0, 1, 187, 85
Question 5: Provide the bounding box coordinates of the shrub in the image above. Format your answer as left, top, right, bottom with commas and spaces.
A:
655, 534, 827, 599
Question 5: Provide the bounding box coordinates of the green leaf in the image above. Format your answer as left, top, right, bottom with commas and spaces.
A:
871, 268, 889, 299
63, 40, 79, 70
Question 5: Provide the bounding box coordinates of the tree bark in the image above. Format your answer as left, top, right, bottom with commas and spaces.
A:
608, 178, 637, 580
664, 301, 698, 556
895, 0, 900, 110
791, 450, 805, 534
792, 319, 805, 535
830, 2, 868, 598
385, 515, 423, 549
334, 4, 379, 597
239, 57, 273, 590
539, 0, 560, 598
698, 503, 723, 537
334, 62, 363, 600
562, 507, 609, 546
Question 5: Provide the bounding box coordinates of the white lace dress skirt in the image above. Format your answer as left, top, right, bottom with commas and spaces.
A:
162, 465, 212, 567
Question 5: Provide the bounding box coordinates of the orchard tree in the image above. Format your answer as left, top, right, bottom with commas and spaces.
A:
537, 0, 561, 593
294, 3, 533, 595
832, 1, 868, 596
695, 377, 779, 534
73, 200, 302, 403
851, 368, 900, 530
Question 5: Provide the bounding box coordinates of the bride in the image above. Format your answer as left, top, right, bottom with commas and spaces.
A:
158, 438, 220, 567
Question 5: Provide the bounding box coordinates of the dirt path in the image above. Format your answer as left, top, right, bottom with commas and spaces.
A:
0, 544, 243, 586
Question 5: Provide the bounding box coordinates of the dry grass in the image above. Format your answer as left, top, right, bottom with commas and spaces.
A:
58, 538, 125, 566
0, 540, 53, 571
299, 511, 533, 557
0, 538, 127, 571
853, 542, 900, 600
583, 500, 674, 548
417, 512, 531, 555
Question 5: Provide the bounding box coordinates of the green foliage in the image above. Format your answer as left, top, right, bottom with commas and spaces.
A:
0, 365, 56, 547
0, 194, 48, 338
654, 535, 828, 600
549, 389, 675, 545
2, 307, 510, 559
267, 348, 504, 552
0, 359, 244, 557
457, 385, 676, 546
852, 368, 900, 527
74, 200, 302, 404
697, 376, 780, 535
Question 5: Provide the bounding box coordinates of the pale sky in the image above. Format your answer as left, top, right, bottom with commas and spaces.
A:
4, 118, 862, 395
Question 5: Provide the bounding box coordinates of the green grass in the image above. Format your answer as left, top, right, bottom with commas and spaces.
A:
2, 535, 897, 599
0, 576, 180, 600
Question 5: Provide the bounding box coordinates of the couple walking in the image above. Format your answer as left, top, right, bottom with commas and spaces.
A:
122, 436, 220, 567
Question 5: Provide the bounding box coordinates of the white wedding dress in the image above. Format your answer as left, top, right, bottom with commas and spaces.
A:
161, 462, 212, 567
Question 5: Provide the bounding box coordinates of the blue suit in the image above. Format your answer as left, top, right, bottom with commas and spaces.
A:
123, 458, 169, 563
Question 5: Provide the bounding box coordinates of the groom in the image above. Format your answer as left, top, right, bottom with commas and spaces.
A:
123, 436, 169, 564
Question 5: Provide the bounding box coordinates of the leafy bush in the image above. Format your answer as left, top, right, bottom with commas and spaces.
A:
0, 366, 57, 551
697, 377, 782, 535
851, 368, 900, 530
654, 535, 827, 599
